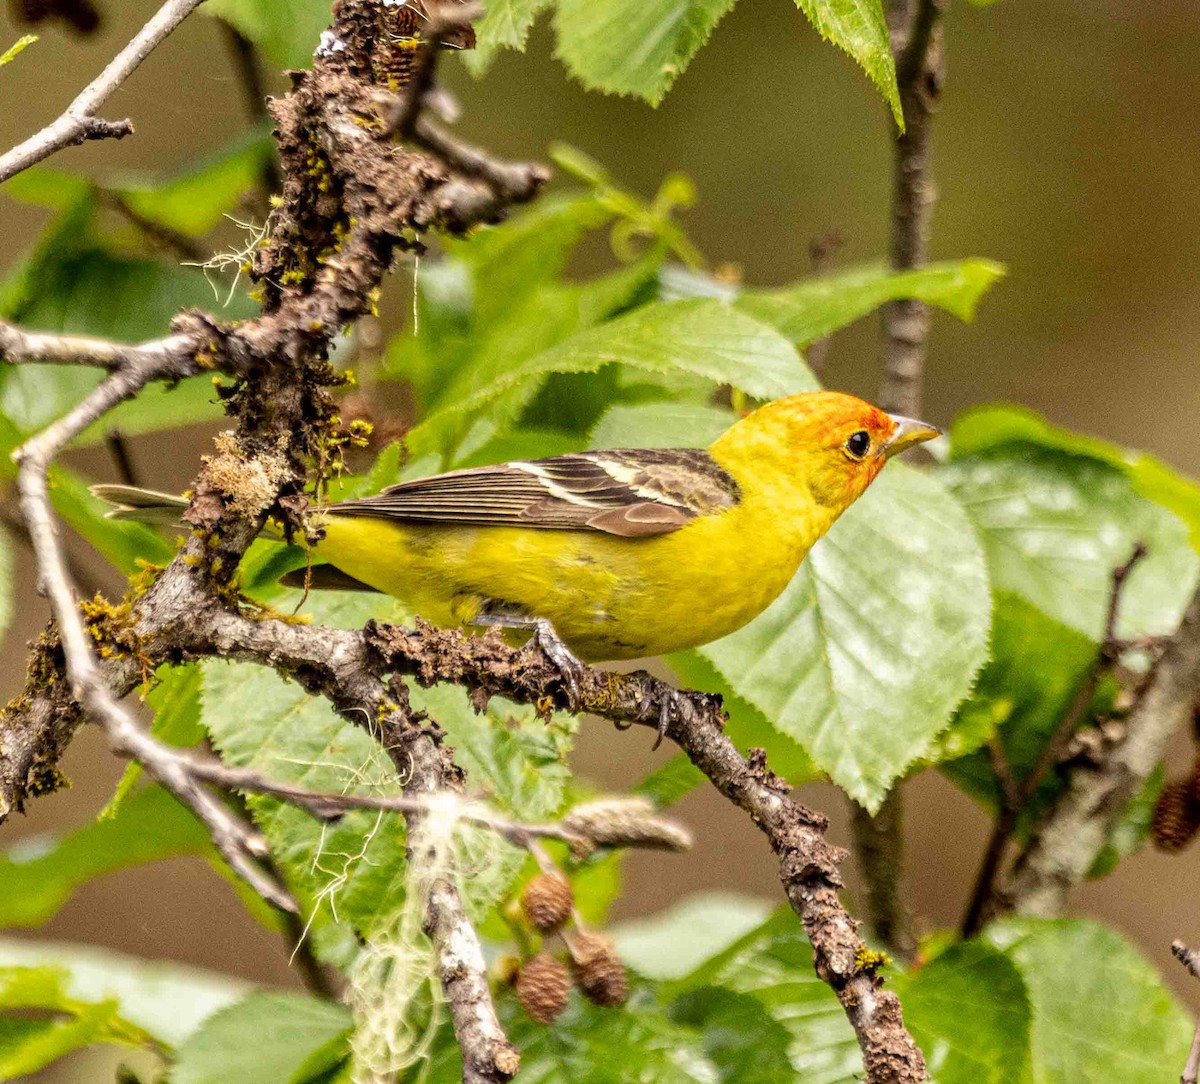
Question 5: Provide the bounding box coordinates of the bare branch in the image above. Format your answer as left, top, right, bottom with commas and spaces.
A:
0, 0, 209, 183
962, 544, 1150, 934
0, 320, 198, 372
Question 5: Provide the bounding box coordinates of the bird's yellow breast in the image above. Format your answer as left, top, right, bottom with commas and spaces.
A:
313, 450, 835, 661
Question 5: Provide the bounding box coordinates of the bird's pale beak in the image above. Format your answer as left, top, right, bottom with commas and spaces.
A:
882, 414, 942, 458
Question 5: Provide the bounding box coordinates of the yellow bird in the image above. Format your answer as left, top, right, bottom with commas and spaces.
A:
96, 390, 938, 738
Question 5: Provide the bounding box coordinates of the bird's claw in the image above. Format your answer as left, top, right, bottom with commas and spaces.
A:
654, 688, 688, 751
533, 617, 584, 711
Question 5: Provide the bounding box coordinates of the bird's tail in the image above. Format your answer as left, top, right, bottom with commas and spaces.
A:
90, 484, 190, 526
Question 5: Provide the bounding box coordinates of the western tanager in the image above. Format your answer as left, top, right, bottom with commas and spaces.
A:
96, 390, 938, 737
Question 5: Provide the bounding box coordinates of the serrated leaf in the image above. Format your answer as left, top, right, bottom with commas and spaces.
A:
172, 991, 351, 1084
204, 0, 334, 70
463, 0, 552, 74
793, 0, 901, 126
0, 938, 250, 1047
553, 0, 737, 106
0, 786, 209, 928
894, 940, 1031, 1084
673, 910, 862, 1082
443, 299, 814, 419
950, 404, 1200, 550
736, 259, 1006, 345
611, 893, 774, 980
941, 444, 1199, 641
986, 918, 1192, 1084
589, 401, 735, 450
698, 464, 990, 809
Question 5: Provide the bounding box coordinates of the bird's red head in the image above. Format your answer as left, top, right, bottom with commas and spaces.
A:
711, 390, 941, 513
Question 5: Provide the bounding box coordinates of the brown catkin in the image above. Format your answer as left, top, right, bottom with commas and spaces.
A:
521, 873, 574, 934
1152, 780, 1200, 852
568, 932, 628, 1007
514, 954, 571, 1025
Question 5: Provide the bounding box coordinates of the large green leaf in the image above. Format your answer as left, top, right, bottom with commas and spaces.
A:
588, 401, 735, 450
950, 404, 1200, 550
667, 986, 794, 1083
894, 940, 1031, 1084
940, 445, 1199, 641
697, 463, 990, 810
464, 0, 552, 73
793, 0, 902, 126
0, 786, 209, 928
0, 965, 154, 1077
672, 910, 862, 1082
204, 0, 333, 70
172, 991, 351, 1084
985, 918, 1192, 1084
553, 0, 737, 106
736, 259, 1006, 346
0, 939, 250, 1047
440, 299, 814, 418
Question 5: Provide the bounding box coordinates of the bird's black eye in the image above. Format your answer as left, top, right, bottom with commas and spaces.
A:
844, 430, 871, 459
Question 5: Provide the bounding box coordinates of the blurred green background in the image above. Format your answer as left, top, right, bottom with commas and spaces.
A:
3, 1, 1200, 1076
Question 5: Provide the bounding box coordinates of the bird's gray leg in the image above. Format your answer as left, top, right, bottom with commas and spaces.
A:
470, 610, 584, 709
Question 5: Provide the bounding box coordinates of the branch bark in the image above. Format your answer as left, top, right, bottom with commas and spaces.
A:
851, 0, 946, 964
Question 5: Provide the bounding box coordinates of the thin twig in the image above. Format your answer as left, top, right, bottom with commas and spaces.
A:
0, 0, 209, 183
105, 429, 139, 487
11, 359, 295, 911
962, 544, 1149, 934
0, 320, 198, 371
1174, 941, 1200, 1084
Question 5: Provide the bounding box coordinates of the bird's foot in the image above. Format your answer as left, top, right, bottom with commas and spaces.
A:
653, 687, 690, 751
531, 617, 584, 711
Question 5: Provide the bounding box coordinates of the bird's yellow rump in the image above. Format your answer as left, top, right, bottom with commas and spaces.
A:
96, 390, 939, 662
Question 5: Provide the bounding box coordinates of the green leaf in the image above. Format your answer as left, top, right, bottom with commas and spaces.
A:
940, 445, 1199, 641
553, 0, 737, 106
673, 910, 862, 1082
698, 464, 991, 810
736, 259, 1006, 346
894, 940, 1031, 1084
0, 938, 251, 1047
589, 401, 735, 450
0, 965, 153, 1077
0, 786, 209, 928
950, 404, 1200, 550
464, 0, 552, 74
440, 299, 814, 422
634, 754, 706, 807
204, 0, 334, 70
985, 918, 1192, 1084
172, 991, 351, 1084
0, 34, 37, 67
792, 0, 901, 125
611, 893, 774, 980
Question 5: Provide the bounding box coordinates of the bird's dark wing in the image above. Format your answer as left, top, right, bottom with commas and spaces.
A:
326, 449, 741, 538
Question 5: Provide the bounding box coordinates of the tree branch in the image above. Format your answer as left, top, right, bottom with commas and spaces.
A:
0, 0, 208, 183
1174, 941, 1200, 1084
1001, 584, 1200, 916
849, 0, 946, 964
962, 544, 1148, 934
